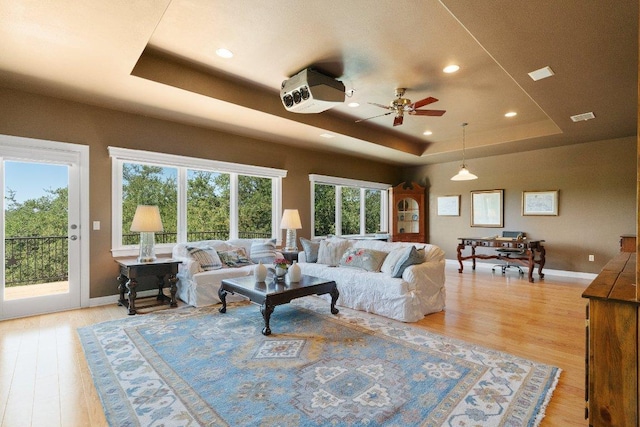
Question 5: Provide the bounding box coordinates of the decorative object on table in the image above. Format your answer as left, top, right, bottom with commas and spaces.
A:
471, 189, 504, 227
271, 257, 289, 281
253, 261, 267, 282
287, 260, 301, 282
522, 190, 559, 216
79, 298, 560, 427
280, 209, 302, 252
451, 122, 478, 181
437, 195, 461, 216
130, 205, 164, 262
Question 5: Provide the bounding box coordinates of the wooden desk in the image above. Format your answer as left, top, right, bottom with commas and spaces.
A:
456, 237, 546, 283
116, 258, 180, 315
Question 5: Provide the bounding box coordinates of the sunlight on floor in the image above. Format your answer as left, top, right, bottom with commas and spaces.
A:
4, 281, 69, 300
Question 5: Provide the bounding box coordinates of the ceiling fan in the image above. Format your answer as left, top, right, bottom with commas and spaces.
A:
356, 88, 446, 126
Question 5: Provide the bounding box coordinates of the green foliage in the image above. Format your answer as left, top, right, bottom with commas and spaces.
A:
238, 175, 272, 236
314, 184, 336, 236
341, 187, 360, 235
187, 170, 230, 240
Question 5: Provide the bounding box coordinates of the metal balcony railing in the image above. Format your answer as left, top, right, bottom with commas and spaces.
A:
5, 230, 272, 287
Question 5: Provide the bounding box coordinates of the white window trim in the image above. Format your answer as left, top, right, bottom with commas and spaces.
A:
110, 147, 287, 257
309, 174, 390, 238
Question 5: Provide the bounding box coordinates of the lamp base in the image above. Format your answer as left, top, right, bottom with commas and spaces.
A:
284, 229, 298, 253
138, 231, 157, 263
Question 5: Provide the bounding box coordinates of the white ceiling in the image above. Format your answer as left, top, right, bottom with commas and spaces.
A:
0, 0, 637, 166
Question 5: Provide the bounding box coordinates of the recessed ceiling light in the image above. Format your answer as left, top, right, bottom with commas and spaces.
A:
348, 102, 360, 108
319, 133, 335, 139
423, 130, 433, 136
505, 111, 517, 118
528, 66, 555, 81
215, 48, 233, 59
443, 64, 460, 74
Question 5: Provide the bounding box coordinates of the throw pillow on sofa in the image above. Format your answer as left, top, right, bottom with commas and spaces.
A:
217, 247, 254, 268
339, 247, 388, 272
391, 245, 424, 278
250, 238, 277, 263
317, 237, 351, 266
380, 246, 407, 275
300, 237, 320, 263
186, 246, 223, 272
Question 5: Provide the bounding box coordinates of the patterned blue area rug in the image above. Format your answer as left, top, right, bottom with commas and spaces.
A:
78, 298, 559, 426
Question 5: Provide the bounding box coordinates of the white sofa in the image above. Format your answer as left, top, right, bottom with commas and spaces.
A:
172, 237, 446, 323
172, 238, 277, 307
297, 238, 446, 322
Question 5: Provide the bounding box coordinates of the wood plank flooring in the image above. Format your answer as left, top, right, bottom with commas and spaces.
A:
0, 264, 591, 426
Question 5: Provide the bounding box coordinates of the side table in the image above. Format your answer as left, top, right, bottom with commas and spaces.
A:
116, 258, 180, 315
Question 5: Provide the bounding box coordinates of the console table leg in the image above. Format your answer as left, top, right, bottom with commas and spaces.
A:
456, 244, 464, 273
218, 288, 228, 313
261, 303, 274, 335
538, 246, 546, 279
126, 278, 137, 315
330, 285, 340, 315
527, 250, 535, 283
168, 274, 178, 307
156, 275, 165, 301
117, 273, 128, 306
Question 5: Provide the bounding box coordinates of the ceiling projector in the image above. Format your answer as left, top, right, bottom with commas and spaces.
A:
280, 68, 345, 113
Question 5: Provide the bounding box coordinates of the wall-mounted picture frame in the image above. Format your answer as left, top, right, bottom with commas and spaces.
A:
471, 189, 503, 227
522, 190, 559, 216
437, 195, 460, 216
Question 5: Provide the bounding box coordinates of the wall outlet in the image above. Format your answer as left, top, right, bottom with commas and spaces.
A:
588, 254, 595, 262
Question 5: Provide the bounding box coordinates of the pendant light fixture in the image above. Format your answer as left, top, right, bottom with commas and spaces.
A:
451, 122, 478, 181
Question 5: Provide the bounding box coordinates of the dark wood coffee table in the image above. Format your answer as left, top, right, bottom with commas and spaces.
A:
219, 274, 339, 335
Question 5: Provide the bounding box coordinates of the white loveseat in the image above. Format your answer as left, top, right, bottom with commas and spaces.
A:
172, 238, 279, 307
297, 237, 446, 322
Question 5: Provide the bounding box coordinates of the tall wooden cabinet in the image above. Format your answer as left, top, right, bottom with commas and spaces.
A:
582, 251, 639, 426
391, 181, 425, 243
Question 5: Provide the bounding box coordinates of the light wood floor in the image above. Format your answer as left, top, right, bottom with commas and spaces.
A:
0, 264, 591, 427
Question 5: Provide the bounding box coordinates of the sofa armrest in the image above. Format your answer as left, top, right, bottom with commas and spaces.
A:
298, 251, 307, 263
402, 258, 445, 292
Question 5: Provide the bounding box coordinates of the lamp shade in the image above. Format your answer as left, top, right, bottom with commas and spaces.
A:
130, 205, 164, 232
280, 209, 302, 229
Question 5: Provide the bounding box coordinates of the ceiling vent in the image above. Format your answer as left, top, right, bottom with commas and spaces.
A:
280, 69, 345, 113
570, 112, 596, 122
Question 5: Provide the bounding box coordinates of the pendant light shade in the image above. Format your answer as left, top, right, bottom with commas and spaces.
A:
451, 122, 478, 181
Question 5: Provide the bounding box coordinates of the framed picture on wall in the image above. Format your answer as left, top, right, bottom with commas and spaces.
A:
437, 195, 460, 216
522, 190, 559, 216
471, 189, 503, 227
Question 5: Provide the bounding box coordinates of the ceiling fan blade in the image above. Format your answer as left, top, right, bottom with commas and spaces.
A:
408, 96, 438, 110
409, 109, 447, 116
355, 111, 393, 123
368, 102, 392, 110
393, 115, 404, 126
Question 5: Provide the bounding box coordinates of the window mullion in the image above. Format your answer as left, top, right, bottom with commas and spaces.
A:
335, 186, 342, 236
177, 168, 187, 242
230, 173, 238, 239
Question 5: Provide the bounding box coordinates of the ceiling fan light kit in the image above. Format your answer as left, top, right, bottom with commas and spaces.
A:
451, 122, 478, 181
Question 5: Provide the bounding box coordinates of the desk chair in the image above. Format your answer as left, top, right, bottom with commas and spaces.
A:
492, 231, 525, 276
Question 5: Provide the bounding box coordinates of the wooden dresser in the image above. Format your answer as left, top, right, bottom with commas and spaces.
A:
582, 251, 638, 426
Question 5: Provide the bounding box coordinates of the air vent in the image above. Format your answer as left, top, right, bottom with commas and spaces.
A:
570, 112, 596, 122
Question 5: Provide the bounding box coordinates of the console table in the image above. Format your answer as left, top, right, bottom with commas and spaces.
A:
116, 258, 180, 315
456, 237, 546, 283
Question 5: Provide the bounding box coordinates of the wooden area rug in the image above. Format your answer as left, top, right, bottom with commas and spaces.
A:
78, 297, 559, 426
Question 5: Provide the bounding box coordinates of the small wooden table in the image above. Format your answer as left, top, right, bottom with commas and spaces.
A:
219, 274, 339, 335
116, 258, 180, 315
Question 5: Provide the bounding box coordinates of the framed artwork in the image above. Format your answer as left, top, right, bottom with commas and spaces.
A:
471, 189, 503, 227
437, 195, 460, 216
522, 190, 559, 216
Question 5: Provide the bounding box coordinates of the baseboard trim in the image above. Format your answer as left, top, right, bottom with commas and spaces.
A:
445, 258, 598, 280
89, 289, 160, 307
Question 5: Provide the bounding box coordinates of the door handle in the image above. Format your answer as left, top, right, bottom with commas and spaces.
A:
70, 235, 78, 241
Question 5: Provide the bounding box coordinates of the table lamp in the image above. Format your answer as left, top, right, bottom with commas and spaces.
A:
280, 209, 302, 252
130, 205, 164, 262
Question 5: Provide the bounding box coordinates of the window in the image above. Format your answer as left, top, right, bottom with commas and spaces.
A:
110, 147, 286, 257
309, 174, 389, 238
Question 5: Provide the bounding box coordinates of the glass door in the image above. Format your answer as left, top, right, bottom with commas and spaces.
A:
0, 139, 85, 319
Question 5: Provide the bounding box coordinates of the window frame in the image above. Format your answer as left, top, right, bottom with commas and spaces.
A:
309, 174, 390, 238
109, 147, 287, 257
